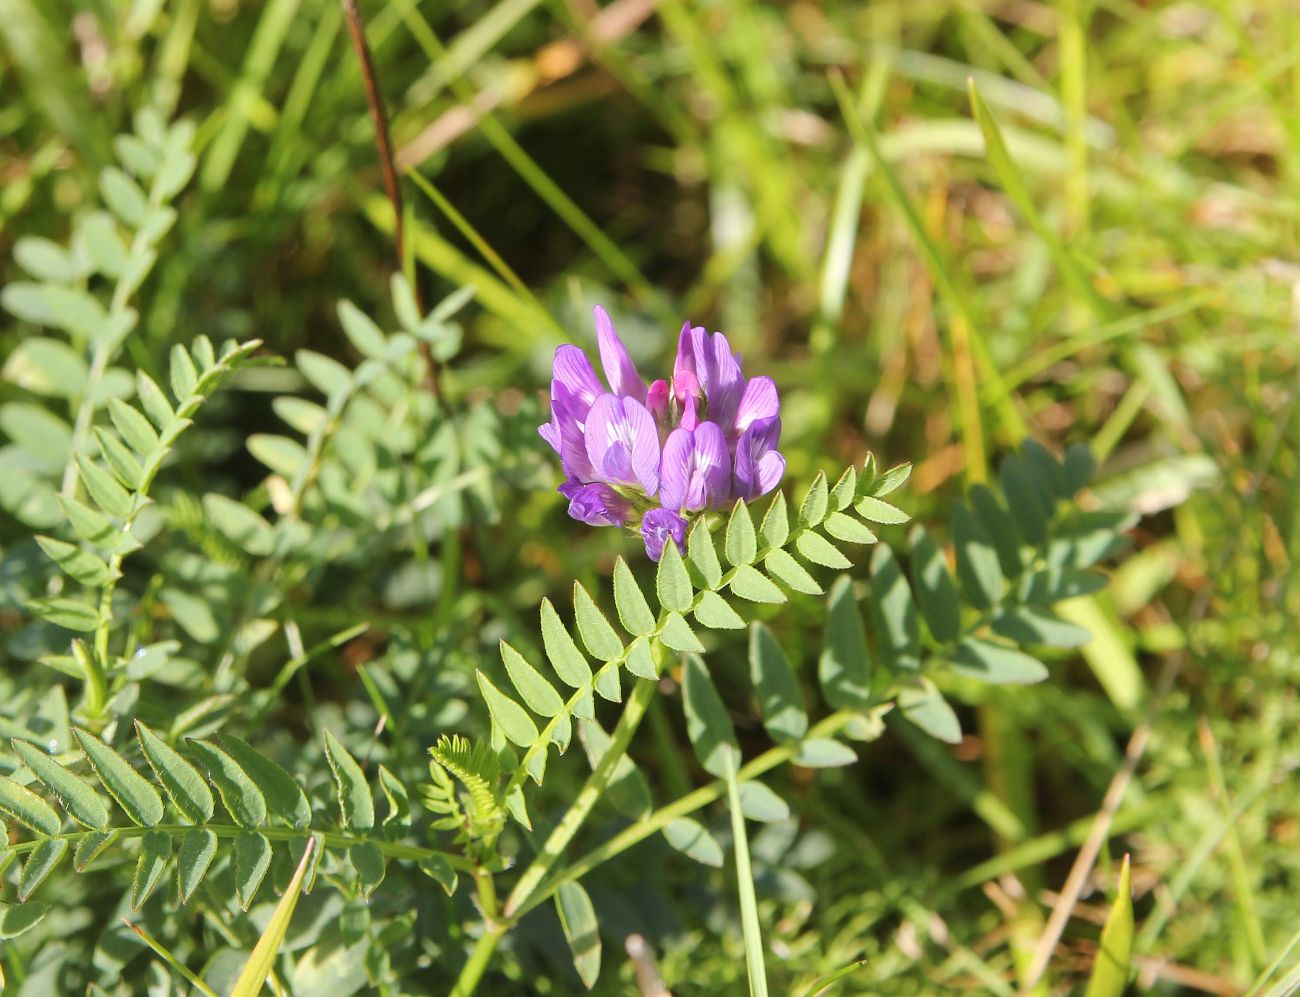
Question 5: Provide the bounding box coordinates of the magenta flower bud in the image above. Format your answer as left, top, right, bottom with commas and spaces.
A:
647, 379, 670, 424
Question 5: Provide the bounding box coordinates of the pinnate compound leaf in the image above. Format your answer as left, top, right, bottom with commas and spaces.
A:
19, 840, 66, 901
656, 541, 694, 613
694, 590, 746, 630
682, 656, 738, 778
178, 827, 218, 903
819, 577, 871, 709
234, 833, 273, 910
323, 729, 374, 831
729, 564, 786, 604
764, 549, 822, 595
750, 622, 808, 741
73, 728, 164, 827
132, 830, 171, 909
760, 490, 789, 548
949, 638, 1048, 685
557, 882, 602, 989
214, 734, 311, 828
910, 526, 961, 644
612, 558, 656, 637
573, 582, 624, 662
898, 681, 962, 744
687, 519, 723, 588
186, 739, 267, 827
0, 777, 62, 835
135, 721, 213, 823
12, 738, 110, 829
725, 500, 758, 566
476, 672, 541, 753
663, 817, 723, 867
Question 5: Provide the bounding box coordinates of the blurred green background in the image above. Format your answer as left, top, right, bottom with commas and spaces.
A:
2, 0, 1297, 992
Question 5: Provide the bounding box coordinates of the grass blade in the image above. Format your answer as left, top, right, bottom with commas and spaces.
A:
724, 745, 768, 997
229, 836, 316, 997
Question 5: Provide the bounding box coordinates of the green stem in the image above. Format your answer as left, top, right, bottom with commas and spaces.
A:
725, 746, 769, 997
502, 676, 657, 919
449, 922, 509, 997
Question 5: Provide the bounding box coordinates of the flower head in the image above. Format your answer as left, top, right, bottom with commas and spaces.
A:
540, 306, 785, 559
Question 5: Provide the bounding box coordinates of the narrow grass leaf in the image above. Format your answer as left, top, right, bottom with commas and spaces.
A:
750, 622, 808, 741
724, 747, 769, 997
1084, 855, 1133, 997
613, 558, 656, 636
213, 734, 311, 828
19, 839, 67, 900
322, 729, 374, 831
132, 830, 171, 909
13, 738, 109, 829
725, 500, 758, 566
73, 728, 164, 827
556, 882, 602, 990
682, 655, 739, 777
135, 721, 213, 824
186, 739, 267, 827
178, 828, 217, 902
234, 833, 273, 910
657, 541, 694, 613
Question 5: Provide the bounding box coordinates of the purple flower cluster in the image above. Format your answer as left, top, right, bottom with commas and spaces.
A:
540, 306, 785, 560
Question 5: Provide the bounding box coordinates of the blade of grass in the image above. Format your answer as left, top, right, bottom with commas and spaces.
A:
229, 836, 316, 997
725, 745, 768, 997
123, 919, 219, 997
1083, 854, 1133, 997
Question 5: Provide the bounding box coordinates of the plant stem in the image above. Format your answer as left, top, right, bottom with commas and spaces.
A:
503, 676, 657, 919
450, 922, 508, 997
725, 746, 769, 997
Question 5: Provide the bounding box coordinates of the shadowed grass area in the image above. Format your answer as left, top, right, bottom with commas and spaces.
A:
1, 0, 1297, 993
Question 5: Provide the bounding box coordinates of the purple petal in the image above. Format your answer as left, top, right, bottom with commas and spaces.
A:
552, 344, 603, 406
675, 325, 744, 432
559, 479, 633, 527
594, 306, 646, 404
641, 508, 687, 562
658, 421, 731, 512
734, 416, 784, 500
734, 376, 779, 439
540, 344, 604, 476
647, 379, 670, 426
584, 394, 660, 495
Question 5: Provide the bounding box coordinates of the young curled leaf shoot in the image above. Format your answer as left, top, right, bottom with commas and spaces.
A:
539, 306, 786, 560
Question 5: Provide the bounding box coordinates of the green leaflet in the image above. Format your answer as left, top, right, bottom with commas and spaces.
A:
234, 833, 273, 910
12, 738, 110, 830
795, 531, 851, 569
992, 606, 1093, 648
871, 545, 920, 669
351, 842, 386, 899
539, 599, 595, 719
725, 500, 758, 566
556, 882, 602, 989
177, 827, 218, 903
750, 622, 808, 741
476, 671, 540, 752
818, 577, 871, 709
19, 839, 67, 901
662, 817, 723, 867
186, 739, 267, 827
0, 901, 50, 940
132, 830, 171, 909
694, 590, 746, 630
612, 557, 657, 637
898, 681, 962, 744
660, 612, 704, 653
74, 829, 119, 871
656, 541, 694, 613
499, 642, 570, 750
952, 502, 1004, 610
759, 491, 789, 549
855, 495, 910, 525
107, 396, 159, 453
829, 466, 857, 510
169, 343, 199, 400
75, 454, 132, 518
625, 638, 659, 680
798, 470, 829, 527
94, 427, 143, 489
729, 564, 786, 604
682, 655, 738, 778
73, 728, 165, 827
688, 519, 723, 588
572, 582, 624, 662
323, 729, 375, 832
764, 549, 822, 595
35, 536, 114, 587
214, 733, 311, 828
909, 526, 961, 644
950, 638, 1049, 685
0, 776, 63, 836
135, 722, 214, 824
794, 739, 858, 768
823, 512, 877, 545
578, 720, 651, 819
737, 781, 791, 823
